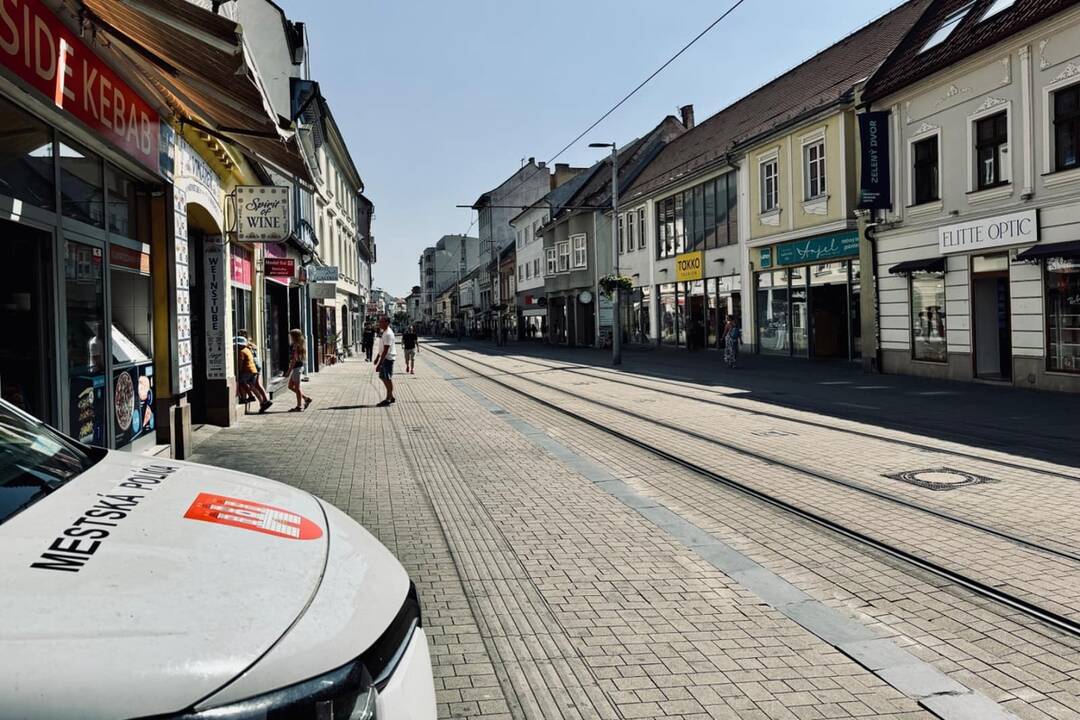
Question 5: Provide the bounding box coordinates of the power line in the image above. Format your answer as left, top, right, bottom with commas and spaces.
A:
460, 0, 751, 221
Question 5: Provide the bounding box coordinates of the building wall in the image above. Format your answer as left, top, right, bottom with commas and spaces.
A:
747, 112, 848, 241
872, 6, 1080, 392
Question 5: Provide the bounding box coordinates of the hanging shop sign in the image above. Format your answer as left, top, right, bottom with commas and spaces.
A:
857, 111, 892, 210
306, 265, 339, 283
675, 251, 704, 282
203, 237, 229, 379
0, 0, 160, 172
938, 209, 1037, 255
309, 282, 336, 299
775, 231, 859, 266
173, 188, 193, 393
264, 258, 295, 278
235, 186, 292, 242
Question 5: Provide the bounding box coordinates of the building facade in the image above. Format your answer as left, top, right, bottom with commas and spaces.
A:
864, 0, 1080, 392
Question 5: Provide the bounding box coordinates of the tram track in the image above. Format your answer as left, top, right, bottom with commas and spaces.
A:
438, 346, 1080, 483
425, 343, 1080, 641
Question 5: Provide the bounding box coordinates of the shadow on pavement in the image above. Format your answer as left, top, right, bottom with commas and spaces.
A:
431, 338, 1080, 469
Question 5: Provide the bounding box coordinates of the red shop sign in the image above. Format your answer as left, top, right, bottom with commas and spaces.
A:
264, 258, 295, 277
0, 0, 160, 172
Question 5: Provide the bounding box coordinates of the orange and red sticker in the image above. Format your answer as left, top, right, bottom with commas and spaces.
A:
183, 493, 323, 540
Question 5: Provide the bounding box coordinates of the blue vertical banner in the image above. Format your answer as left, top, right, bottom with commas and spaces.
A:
858, 111, 892, 210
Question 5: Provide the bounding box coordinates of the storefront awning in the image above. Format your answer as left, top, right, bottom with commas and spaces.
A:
82, 0, 313, 184
889, 258, 946, 274
1015, 240, 1080, 261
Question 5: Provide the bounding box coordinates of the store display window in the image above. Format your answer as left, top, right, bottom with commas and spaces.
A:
756, 270, 789, 355
1046, 257, 1080, 373
0, 97, 54, 210
59, 136, 104, 228
911, 271, 947, 362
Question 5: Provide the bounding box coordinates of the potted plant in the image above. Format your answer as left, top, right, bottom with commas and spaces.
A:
598, 274, 633, 298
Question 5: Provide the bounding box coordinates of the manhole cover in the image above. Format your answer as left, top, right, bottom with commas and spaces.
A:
884, 467, 998, 491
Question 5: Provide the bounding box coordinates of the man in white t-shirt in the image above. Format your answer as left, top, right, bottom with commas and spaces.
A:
373, 317, 397, 406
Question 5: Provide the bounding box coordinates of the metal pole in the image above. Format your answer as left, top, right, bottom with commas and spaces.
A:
611, 145, 622, 366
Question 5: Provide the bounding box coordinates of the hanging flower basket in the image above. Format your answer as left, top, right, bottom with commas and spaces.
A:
598, 274, 633, 298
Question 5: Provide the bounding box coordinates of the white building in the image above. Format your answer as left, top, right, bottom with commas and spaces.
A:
863, 0, 1080, 393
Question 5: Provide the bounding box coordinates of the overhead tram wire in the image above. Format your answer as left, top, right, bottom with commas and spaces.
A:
457, 0, 751, 215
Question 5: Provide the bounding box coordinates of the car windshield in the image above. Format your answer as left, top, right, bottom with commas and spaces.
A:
0, 400, 98, 524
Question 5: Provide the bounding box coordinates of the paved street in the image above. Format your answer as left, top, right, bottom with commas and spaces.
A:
182, 345, 1080, 720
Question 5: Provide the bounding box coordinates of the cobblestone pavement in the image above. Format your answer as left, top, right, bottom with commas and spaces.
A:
182, 350, 1080, 719
428, 345, 1080, 627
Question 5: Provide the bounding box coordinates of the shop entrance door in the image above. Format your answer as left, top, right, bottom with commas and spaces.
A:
0, 220, 53, 422
688, 293, 706, 351
973, 254, 1011, 380
809, 283, 849, 358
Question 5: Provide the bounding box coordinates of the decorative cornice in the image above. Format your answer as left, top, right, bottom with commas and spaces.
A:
1000, 57, 1011, 85
976, 96, 1009, 113
1039, 39, 1050, 70
1019, 45, 1030, 62
913, 121, 939, 136
934, 84, 972, 109
1050, 62, 1080, 85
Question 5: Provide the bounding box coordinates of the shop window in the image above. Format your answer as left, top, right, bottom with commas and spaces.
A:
756, 270, 789, 355
0, 97, 54, 210
912, 136, 940, 205
572, 234, 587, 269
65, 241, 106, 446
106, 166, 142, 238
59, 137, 104, 228
790, 267, 809, 357
760, 158, 779, 213
975, 112, 1008, 189
1046, 257, 1080, 373
911, 271, 947, 362
1053, 85, 1080, 172
658, 283, 678, 345
804, 140, 827, 199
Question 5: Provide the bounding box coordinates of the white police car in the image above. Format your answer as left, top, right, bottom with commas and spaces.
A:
0, 399, 436, 719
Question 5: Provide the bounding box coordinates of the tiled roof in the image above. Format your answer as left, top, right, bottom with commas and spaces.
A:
565, 116, 687, 213
623, 0, 931, 203
863, 0, 1078, 102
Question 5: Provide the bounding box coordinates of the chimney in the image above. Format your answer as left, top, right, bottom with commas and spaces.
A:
528, 156, 535, 165
680, 104, 695, 130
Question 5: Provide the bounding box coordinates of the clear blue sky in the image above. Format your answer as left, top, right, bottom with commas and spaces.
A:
275, 0, 905, 298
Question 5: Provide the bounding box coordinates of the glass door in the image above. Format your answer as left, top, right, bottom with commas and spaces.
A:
63, 238, 107, 445
0, 220, 54, 423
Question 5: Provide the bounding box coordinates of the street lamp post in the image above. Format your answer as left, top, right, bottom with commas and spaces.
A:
590, 142, 622, 366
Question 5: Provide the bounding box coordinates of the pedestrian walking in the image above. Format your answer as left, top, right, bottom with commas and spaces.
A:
373, 317, 396, 406
403, 325, 419, 374
287, 328, 312, 411
721, 315, 742, 368
362, 325, 375, 362
237, 330, 271, 413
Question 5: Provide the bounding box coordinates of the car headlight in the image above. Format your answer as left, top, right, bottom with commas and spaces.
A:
160, 660, 377, 720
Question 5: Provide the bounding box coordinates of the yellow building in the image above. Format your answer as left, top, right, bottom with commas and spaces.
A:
742, 109, 867, 362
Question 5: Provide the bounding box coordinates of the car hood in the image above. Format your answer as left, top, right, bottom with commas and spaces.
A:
0, 452, 330, 719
